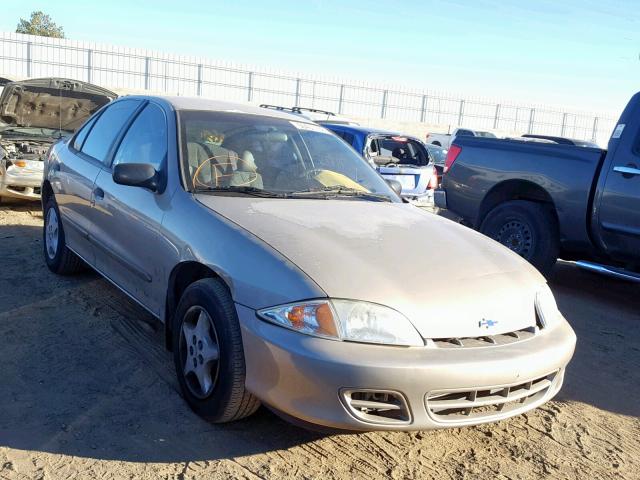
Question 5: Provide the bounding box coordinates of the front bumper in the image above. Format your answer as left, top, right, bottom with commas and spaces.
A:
0, 164, 43, 200
238, 303, 576, 431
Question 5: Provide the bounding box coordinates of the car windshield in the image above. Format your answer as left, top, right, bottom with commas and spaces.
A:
178, 110, 397, 200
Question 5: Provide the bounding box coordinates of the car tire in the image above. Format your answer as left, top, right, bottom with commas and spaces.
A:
43, 196, 85, 275
480, 200, 559, 276
172, 278, 260, 423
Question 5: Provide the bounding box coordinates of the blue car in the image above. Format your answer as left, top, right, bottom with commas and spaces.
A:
323, 124, 439, 205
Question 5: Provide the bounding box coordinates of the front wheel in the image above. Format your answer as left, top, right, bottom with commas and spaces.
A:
172, 278, 260, 423
480, 200, 558, 277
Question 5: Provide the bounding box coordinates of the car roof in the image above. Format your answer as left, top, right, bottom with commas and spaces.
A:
121, 95, 315, 123
324, 123, 402, 136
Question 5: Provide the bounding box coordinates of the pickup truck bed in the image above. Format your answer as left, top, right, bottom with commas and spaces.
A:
442, 138, 605, 256
436, 92, 640, 277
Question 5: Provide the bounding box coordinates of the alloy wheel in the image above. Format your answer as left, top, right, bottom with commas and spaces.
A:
179, 306, 221, 399
45, 207, 59, 260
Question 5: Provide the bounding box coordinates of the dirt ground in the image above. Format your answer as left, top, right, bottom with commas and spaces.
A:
0, 201, 638, 480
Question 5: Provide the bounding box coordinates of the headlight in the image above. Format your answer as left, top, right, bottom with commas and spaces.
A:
257, 299, 423, 347
535, 285, 561, 328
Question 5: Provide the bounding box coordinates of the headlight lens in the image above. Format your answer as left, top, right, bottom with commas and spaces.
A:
257, 299, 423, 347
535, 285, 561, 328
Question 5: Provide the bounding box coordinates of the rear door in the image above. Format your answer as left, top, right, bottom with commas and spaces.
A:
595, 127, 640, 262
91, 101, 173, 315
55, 99, 141, 265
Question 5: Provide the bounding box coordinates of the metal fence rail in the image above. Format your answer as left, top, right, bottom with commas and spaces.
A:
0, 32, 616, 144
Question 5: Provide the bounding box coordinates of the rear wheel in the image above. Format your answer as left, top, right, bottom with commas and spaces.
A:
480, 200, 558, 276
172, 278, 260, 423
43, 196, 85, 275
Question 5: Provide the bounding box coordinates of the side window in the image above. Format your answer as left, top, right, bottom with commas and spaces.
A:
112, 103, 167, 170
72, 113, 100, 151
81, 100, 140, 163
456, 129, 472, 137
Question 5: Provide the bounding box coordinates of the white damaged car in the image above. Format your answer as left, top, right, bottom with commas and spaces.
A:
0, 77, 116, 201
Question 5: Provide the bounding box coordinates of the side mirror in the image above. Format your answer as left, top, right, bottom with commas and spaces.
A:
113, 163, 161, 192
385, 179, 403, 196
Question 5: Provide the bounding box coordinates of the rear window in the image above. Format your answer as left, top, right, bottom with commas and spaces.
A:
378, 137, 429, 166
475, 131, 497, 138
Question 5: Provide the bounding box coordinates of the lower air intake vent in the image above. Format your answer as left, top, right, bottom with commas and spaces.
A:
426, 371, 558, 423
341, 389, 411, 425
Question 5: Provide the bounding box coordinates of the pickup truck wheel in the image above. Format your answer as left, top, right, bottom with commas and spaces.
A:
172, 278, 260, 423
43, 196, 85, 275
480, 200, 558, 276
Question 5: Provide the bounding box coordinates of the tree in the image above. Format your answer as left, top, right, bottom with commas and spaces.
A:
16, 11, 65, 38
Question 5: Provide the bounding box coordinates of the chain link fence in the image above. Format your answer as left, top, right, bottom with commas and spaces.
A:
0, 32, 616, 144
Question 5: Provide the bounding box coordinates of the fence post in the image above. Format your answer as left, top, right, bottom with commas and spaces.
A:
420, 95, 427, 123
381, 90, 388, 118
197, 64, 203, 96
295, 78, 301, 106
338, 84, 344, 114
561, 112, 568, 136
86, 49, 93, 83
144, 57, 150, 90
591, 117, 598, 142
245, 71, 253, 101
26, 41, 32, 77
493, 104, 500, 129
457, 99, 465, 125
528, 108, 535, 134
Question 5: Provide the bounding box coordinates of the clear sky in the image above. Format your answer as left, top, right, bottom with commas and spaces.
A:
1, 0, 638, 116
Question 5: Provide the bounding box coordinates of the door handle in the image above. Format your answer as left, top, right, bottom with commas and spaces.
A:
613, 166, 640, 176
92, 187, 105, 206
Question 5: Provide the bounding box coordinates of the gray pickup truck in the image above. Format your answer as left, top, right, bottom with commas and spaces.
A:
435, 92, 640, 279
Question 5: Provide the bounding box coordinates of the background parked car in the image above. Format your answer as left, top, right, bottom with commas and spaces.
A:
259, 105, 359, 126
436, 92, 640, 280
324, 123, 439, 205
0, 77, 117, 202
425, 143, 446, 186
426, 128, 497, 148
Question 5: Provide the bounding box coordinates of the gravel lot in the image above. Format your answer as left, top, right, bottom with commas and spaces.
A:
0, 202, 638, 480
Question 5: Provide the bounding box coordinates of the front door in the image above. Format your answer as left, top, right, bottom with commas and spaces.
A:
91, 102, 173, 316
596, 138, 640, 264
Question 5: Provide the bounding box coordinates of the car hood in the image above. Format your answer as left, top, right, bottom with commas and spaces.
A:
196, 196, 546, 339
0, 78, 117, 131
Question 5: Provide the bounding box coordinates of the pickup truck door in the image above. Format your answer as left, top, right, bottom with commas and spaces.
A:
595, 127, 640, 263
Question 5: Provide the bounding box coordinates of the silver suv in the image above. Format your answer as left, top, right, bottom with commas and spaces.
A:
42, 95, 576, 430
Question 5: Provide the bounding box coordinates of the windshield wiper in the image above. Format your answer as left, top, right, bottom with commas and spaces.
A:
194, 185, 288, 198
289, 186, 392, 202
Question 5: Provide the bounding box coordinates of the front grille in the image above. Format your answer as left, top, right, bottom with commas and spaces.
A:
429, 326, 536, 349
341, 389, 411, 425
426, 371, 557, 423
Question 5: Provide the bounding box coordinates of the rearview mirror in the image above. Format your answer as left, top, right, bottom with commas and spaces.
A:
385, 179, 403, 196
113, 163, 161, 192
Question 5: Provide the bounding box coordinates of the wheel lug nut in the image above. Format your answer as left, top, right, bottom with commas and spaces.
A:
198, 340, 203, 351
198, 354, 203, 365
189, 346, 194, 355
192, 335, 197, 345
192, 358, 197, 368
